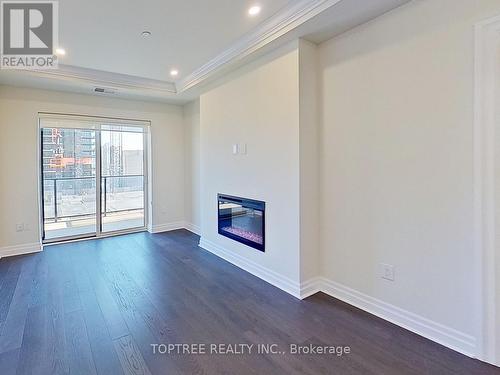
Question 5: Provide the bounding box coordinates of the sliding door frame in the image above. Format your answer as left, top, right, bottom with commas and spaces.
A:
95, 129, 103, 237
38, 113, 150, 244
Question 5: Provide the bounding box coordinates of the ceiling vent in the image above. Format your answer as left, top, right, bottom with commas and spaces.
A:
93, 87, 116, 94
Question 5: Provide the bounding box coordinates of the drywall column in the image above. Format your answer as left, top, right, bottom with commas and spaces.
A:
298, 39, 320, 289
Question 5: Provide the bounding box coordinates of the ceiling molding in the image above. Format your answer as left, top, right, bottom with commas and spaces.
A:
177, 0, 343, 92
28, 64, 177, 93
0, 0, 407, 101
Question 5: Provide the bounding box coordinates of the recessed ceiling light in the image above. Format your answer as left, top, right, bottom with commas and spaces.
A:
170, 69, 179, 77
55, 48, 66, 56
141, 31, 151, 37
248, 5, 261, 16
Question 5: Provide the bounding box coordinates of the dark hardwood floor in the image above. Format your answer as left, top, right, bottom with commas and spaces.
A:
0, 230, 497, 375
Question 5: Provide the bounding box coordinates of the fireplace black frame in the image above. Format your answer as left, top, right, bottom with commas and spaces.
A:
217, 194, 265, 252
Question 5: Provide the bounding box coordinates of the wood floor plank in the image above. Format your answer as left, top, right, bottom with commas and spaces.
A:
0, 256, 37, 353
0, 275, 21, 326
64, 310, 97, 375
15, 305, 46, 375
58, 247, 82, 314
69, 246, 125, 375
0, 348, 19, 375
0, 259, 24, 324
71, 243, 130, 340
78, 288, 125, 375
16, 303, 68, 375
28, 253, 49, 309
114, 335, 152, 375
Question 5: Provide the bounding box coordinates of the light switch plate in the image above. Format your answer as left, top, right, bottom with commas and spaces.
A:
232, 144, 239, 155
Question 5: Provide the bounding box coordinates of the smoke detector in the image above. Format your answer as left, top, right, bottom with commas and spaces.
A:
93, 87, 117, 94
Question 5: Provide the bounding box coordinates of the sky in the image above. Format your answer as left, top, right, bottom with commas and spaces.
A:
101, 131, 143, 151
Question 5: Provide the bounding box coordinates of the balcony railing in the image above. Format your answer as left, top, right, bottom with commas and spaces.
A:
43, 175, 144, 223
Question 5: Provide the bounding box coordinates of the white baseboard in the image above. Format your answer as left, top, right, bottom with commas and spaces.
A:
299, 277, 323, 299
151, 221, 200, 235
150, 221, 185, 234
0, 242, 42, 258
184, 222, 201, 235
198, 237, 301, 298
318, 277, 477, 358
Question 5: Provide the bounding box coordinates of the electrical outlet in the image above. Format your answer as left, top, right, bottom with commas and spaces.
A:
16, 223, 24, 232
380, 263, 395, 281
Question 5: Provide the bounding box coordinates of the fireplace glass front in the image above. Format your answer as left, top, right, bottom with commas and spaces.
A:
218, 194, 265, 252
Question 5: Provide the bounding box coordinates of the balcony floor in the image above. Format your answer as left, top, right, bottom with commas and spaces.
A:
44, 210, 144, 240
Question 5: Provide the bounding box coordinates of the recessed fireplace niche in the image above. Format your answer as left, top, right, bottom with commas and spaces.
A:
218, 194, 265, 252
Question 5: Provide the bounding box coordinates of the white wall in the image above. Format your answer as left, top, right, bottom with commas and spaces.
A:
0, 85, 185, 250
318, 0, 500, 357
199, 46, 302, 291
183, 99, 201, 233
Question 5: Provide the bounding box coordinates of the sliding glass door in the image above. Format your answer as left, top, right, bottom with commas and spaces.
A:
42, 128, 97, 240
40, 116, 148, 243
100, 125, 145, 233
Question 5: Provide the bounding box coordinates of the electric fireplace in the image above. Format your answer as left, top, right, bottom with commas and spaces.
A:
218, 194, 265, 252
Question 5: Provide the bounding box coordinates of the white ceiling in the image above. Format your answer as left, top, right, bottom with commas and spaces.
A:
0, 0, 411, 103
58, 0, 294, 82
